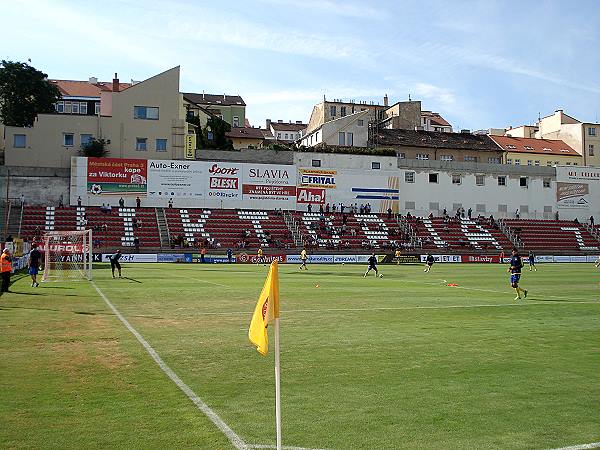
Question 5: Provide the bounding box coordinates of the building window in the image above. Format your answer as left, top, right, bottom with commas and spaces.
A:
357, 119, 364, 126
498, 176, 506, 186
56, 101, 64, 113
338, 132, 345, 146
72, 102, 79, 114
330, 105, 336, 116
514, 159, 521, 165
589, 144, 595, 156
429, 173, 439, 183
285, 133, 289, 140
554, 161, 559, 165
534, 161, 540, 166
476, 174, 485, 186
340, 106, 347, 117
488, 157, 501, 164
440, 155, 453, 162
311, 159, 321, 167
589, 127, 596, 136
416, 153, 429, 160
134, 106, 159, 120
136, 137, 147, 151
156, 139, 167, 152
372, 161, 380, 170
315, 131, 319, 141
80, 102, 87, 114
80, 134, 93, 146
574, 163, 578, 165
63, 133, 74, 146
399, 153, 406, 159
464, 156, 477, 162
452, 174, 461, 184
277, 133, 281, 139
520, 177, 528, 187
566, 162, 571, 165
507, 159, 512, 164
527, 160, 533, 166
95, 102, 100, 115
546, 161, 553, 166
405, 172, 415, 183
13, 134, 26, 148
64, 101, 72, 113
233, 116, 239, 127
543, 178, 551, 188
347, 132, 353, 146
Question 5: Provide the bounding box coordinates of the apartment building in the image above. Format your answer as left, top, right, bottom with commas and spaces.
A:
183, 92, 246, 128
489, 135, 582, 167
265, 119, 306, 143
5, 66, 192, 167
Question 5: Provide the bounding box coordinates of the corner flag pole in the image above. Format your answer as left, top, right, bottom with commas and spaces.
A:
274, 317, 282, 450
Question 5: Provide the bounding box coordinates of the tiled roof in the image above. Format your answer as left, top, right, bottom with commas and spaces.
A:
421, 111, 451, 127
49, 79, 131, 97
377, 129, 499, 151
225, 127, 264, 139
489, 135, 579, 156
270, 122, 307, 132
183, 93, 246, 107
261, 129, 275, 139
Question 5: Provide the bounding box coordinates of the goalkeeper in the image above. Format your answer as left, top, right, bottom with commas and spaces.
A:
110, 250, 122, 278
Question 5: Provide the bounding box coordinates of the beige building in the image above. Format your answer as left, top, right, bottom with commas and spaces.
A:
299, 110, 370, 148
537, 110, 600, 167
225, 127, 265, 149
505, 125, 538, 139
266, 119, 306, 143
377, 129, 503, 163
5, 67, 193, 168
489, 135, 582, 167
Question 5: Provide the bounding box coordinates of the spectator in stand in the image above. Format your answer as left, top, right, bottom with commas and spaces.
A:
332, 203, 337, 213
359, 204, 364, 214
428, 212, 434, 219
20, 193, 25, 207
468, 208, 472, 219
442, 208, 447, 216
555, 211, 559, 221
107, 204, 112, 213
58, 195, 64, 208
6, 235, 13, 242
325, 203, 330, 213
515, 209, 520, 219
307, 203, 312, 213
77, 196, 82, 207
119, 197, 125, 208
136, 196, 141, 208
134, 237, 140, 253
319, 203, 324, 213
168, 198, 173, 208
387, 208, 392, 219
342, 214, 348, 225
101, 203, 107, 213
590, 216, 595, 226
340, 203, 345, 214
132, 218, 138, 229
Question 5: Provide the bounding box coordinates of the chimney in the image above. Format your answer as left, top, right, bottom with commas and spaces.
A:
278, 119, 283, 123
266, 119, 271, 129
112, 73, 119, 92
223, 93, 226, 100
383, 94, 389, 107
89, 76, 98, 84
202, 90, 205, 100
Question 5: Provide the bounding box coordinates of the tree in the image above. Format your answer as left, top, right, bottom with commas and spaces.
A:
80, 138, 109, 157
0, 60, 61, 127
201, 116, 234, 150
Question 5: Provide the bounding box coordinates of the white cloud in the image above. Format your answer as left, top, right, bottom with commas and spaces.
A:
257, 0, 385, 19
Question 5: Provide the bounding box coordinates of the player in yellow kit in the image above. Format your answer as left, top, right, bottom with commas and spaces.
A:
256, 246, 263, 265
300, 248, 308, 270
394, 248, 402, 265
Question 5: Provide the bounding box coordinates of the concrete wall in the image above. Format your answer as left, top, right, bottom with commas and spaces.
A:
0, 166, 70, 205
294, 151, 397, 171
196, 148, 294, 165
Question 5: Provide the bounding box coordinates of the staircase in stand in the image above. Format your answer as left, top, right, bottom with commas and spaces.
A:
155, 208, 170, 249
6, 203, 23, 240
283, 211, 302, 247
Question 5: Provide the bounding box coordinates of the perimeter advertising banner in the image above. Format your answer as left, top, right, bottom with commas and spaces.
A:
87, 157, 147, 196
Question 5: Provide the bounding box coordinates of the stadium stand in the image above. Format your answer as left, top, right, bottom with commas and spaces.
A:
164, 208, 294, 250
406, 215, 513, 252
502, 219, 599, 252
20, 205, 161, 249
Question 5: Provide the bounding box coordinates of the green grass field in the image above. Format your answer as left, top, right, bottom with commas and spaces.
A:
1, 262, 599, 449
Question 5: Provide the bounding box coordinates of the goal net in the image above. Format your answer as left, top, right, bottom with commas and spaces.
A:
42, 229, 93, 282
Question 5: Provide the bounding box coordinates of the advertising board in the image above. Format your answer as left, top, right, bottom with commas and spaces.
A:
236, 253, 287, 264
87, 157, 147, 196
420, 255, 462, 263
98, 253, 158, 263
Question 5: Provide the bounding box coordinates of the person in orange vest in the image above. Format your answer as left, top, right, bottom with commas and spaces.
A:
1, 248, 13, 293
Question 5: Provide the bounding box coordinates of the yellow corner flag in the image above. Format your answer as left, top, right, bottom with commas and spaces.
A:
249, 260, 280, 355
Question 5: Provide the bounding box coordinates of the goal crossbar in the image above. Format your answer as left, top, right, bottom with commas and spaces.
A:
42, 229, 93, 281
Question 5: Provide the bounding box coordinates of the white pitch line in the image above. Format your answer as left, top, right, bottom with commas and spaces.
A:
249, 445, 329, 450
549, 442, 600, 450
91, 281, 249, 450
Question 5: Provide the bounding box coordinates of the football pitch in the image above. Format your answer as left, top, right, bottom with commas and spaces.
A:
1, 262, 599, 449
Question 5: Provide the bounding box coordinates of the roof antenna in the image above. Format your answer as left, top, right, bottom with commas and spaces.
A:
408, 94, 411, 102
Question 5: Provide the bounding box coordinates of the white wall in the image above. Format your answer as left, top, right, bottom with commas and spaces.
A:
399, 168, 556, 219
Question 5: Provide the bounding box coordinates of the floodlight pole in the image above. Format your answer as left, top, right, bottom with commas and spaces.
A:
274, 317, 282, 450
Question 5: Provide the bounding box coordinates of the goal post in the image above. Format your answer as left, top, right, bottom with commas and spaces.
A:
42, 229, 93, 282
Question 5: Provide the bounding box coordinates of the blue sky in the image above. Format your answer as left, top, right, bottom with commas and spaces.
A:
2, 0, 599, 130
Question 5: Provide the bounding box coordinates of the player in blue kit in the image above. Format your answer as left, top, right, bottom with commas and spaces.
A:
507, 249, 528, 300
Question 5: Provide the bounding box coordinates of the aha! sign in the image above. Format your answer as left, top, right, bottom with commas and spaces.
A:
297, 187, 326, 204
